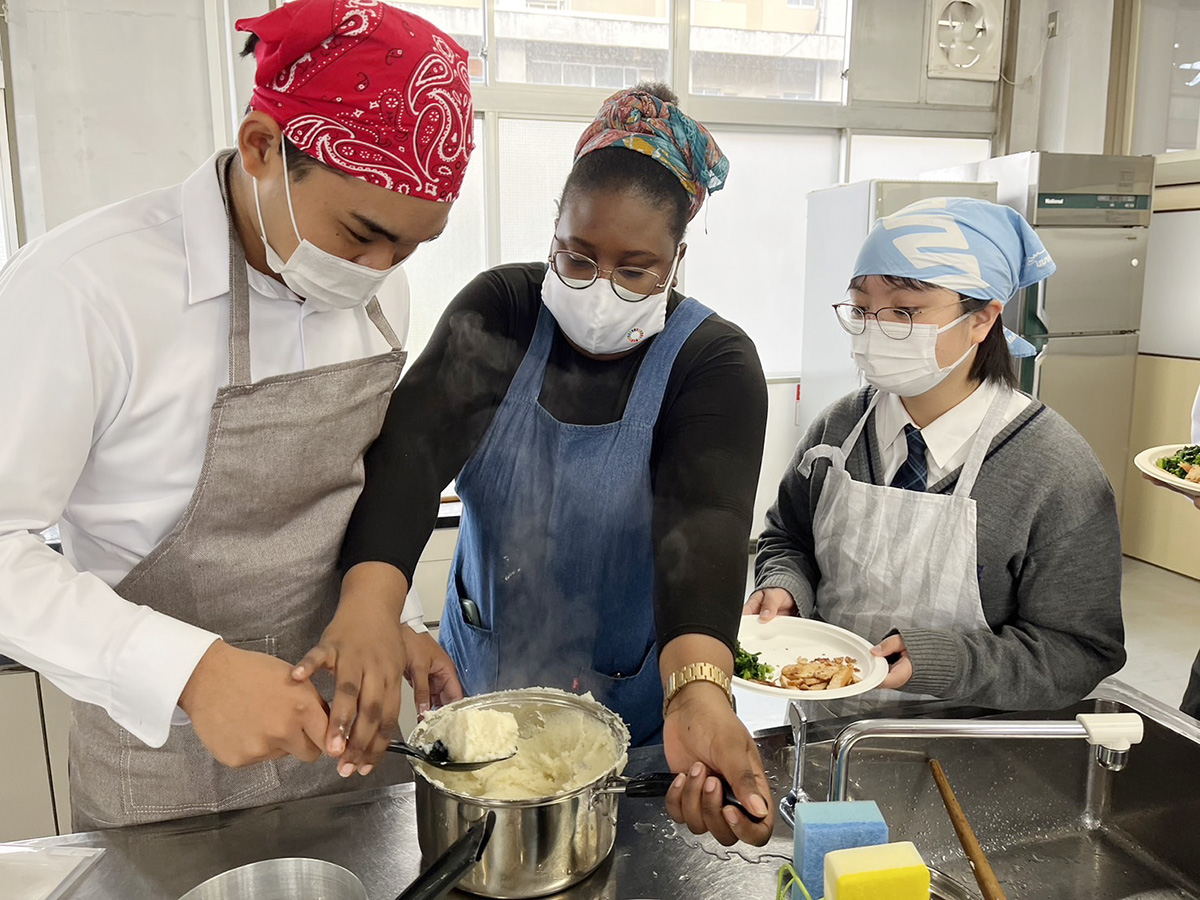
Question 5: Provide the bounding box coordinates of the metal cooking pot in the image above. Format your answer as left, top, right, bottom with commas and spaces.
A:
176, 858, 367, 900
410, 688, 637, 899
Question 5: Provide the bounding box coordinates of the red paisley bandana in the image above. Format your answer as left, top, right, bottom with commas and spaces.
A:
236, 0, 474, 202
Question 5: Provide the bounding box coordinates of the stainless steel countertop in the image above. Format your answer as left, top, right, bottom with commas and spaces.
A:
19, 743, 798, 900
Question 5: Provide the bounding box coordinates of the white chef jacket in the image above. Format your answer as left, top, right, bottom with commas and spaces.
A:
875, 380, 1033, 485
1192, 386, 1199, 445
0, 152, 425, 747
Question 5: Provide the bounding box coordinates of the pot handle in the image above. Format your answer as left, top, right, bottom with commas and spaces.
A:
394, 811, 496, 900
604, 773, 765, 823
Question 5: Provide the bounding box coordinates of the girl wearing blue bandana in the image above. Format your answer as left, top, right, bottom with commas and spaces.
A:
747, 197, 1126, 712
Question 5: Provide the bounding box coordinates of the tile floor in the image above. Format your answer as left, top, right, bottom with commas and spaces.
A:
1118, 556, 1200, 708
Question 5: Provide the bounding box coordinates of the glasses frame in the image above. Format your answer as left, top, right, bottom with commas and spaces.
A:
831, 300, 967, 340
547, 246, 678, 303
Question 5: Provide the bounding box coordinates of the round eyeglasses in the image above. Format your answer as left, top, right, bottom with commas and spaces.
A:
549, 249, 674, 303
832, 300, 966, 341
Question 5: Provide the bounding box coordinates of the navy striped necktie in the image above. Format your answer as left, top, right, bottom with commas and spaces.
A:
891, 424, 928, 492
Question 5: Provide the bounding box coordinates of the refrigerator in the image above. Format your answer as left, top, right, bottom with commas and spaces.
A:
798, 179, 999, 433
964, 152, 1156, 515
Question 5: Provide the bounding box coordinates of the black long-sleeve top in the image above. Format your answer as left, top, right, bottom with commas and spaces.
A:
341, 262, 768, 654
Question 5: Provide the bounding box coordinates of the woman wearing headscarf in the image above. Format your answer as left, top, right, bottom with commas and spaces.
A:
340, 84, 773, 845
748, 197, 1126, 711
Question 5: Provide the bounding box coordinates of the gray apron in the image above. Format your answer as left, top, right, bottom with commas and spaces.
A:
69, 151, 408, 829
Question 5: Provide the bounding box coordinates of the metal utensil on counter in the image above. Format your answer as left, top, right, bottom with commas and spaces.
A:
176, 858, 367, 900
387, 738, 515, 772
395, 812, 495, 900
928, 758, 1007, 900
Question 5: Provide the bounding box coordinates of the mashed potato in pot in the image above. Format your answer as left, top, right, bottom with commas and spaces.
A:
412, 690, 626, 801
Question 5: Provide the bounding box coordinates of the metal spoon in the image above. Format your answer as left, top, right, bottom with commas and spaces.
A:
386, 738, 515, 772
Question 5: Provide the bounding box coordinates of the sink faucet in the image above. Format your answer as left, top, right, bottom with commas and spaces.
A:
829, 713, 1144, 801
779, 701, 808, 827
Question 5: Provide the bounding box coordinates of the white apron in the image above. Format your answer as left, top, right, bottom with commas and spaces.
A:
735, 389, 1009, 729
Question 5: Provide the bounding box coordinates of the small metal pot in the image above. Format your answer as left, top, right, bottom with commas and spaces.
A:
176, 858, 367, 900
410, 689, 633, 899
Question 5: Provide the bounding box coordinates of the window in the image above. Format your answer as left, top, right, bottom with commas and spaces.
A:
1132, 0, 1200, 153
682, 129, 840, 374
400, 116, 488, 360
690, 0, 848, 103
495, 1, 671, 88
257, 0, 999, 377
497, 118, 584, 263
398, 2, 487, 82
847, 134, 992, 182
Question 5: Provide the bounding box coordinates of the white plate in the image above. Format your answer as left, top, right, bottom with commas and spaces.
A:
733, 616, 889, 700
1133, 444, 1200, 498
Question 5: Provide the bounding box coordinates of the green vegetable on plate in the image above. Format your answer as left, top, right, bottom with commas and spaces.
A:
1156, 444, 1200, 480
734, 641, 775, 682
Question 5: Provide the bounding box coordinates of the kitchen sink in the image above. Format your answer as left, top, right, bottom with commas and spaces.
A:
758, 680, 1200, 900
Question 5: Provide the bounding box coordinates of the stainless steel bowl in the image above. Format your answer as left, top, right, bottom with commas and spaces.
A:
410, 688, 632, 899
176, 858, 367, 900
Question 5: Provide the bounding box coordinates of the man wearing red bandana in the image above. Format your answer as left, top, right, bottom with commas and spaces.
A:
0, 0, 474, 829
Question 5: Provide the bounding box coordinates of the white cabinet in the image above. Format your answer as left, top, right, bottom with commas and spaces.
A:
0, 670, 56, 840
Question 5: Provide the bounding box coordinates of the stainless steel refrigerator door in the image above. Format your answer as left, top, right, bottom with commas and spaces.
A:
1008, 227, 1148, 337
1023, 332, 1141, 514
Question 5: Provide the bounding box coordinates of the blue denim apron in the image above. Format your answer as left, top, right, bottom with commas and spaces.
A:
440, 296, 713, 746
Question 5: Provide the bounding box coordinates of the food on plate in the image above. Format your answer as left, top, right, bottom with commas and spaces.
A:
734, 641, 776, 682
413, 694, 624, 801
422, 707, 519, 763
1157, 444, 1200, 483
779, 656, 862, 692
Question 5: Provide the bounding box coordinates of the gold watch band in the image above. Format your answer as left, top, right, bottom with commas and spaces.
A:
663, 662, 735, 718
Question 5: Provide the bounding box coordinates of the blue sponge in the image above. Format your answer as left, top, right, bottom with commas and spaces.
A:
793, 800, 889, 897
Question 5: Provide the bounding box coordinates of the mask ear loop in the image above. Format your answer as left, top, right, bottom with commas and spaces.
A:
278, 142, 303, 244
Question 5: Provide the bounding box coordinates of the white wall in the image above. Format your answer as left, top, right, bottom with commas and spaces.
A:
1036, 0, 1114, 153
17, 0, 221, 231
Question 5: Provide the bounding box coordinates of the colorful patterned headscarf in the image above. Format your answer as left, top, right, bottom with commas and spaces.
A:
236, 0, 474, 202
574, 89, 729, 220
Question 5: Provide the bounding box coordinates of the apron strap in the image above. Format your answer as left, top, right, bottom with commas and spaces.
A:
215, 151, 254, 388
623, 297, 714, 427
950, 388, 1014, 498
365, 297, 404, 351
508, 302, 558, 401
799, 391, 878, 477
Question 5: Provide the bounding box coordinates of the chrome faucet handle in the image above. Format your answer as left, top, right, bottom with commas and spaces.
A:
779, 700, 810, 827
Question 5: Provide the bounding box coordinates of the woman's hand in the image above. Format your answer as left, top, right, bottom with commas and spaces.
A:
401, 626, 463, 716
871, 634, 913, 689
662, 682, 774, 847
292, 562, 411, 777
742, 587, 796, 622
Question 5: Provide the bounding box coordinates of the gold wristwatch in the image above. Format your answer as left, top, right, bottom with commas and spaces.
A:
663, 663, 735, 717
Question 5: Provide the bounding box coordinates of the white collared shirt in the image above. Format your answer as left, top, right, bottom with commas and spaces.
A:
0, 152, 422, 747
875, 381, 1034, 486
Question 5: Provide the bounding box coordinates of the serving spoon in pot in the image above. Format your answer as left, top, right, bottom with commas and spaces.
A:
386, 739, 516, 772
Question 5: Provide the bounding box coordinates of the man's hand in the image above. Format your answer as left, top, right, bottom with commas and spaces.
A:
402, 626, 463, 717
742, 587, 796, 622
180, 640, 329, 767
292, 591, 407, 778
662, 682, 774, 847
871, 634, 913, 689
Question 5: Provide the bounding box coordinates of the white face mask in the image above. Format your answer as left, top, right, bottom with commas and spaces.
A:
252, 149, 400, 311
541, 251, 680, 355
850, 313, 975, 397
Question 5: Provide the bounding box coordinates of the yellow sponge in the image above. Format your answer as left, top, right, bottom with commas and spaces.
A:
824, 841, 930, 900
